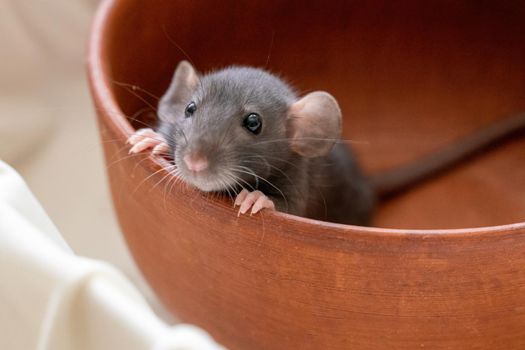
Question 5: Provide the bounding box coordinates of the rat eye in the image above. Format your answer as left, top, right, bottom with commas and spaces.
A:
243, 113, 262, 134
185, 102, 197, 118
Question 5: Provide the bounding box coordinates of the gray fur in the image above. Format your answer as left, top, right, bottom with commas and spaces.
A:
157, 64, 374, 224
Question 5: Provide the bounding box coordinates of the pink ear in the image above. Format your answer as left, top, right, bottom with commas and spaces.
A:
287, 91, 342, 158
158, 60, 199, 120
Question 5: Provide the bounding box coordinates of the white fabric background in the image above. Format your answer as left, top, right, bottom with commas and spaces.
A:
0, 161, 225, 350
0, 0, 161, 314
0, 0, 226, 348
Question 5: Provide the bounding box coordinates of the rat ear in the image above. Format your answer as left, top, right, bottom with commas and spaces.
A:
287, 91, 342, 158
159, 60, 199, 114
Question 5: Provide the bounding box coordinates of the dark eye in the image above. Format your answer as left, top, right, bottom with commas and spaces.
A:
185, 102, 196, 118
243, 113, 262, 134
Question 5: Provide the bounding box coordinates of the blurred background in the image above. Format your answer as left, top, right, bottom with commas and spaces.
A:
0, 0, 171, 320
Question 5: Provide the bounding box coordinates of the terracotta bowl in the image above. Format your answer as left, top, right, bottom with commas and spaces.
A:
88, 1, 525, 349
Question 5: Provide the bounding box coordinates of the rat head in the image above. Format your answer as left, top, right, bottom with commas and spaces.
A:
157, 61, 342, 192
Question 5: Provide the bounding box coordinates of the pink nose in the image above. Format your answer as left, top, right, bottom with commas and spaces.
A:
183, 153, 209, 172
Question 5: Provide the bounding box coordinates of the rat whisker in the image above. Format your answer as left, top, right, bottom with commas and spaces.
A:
127, 119, 161, 132
161, 172, 178, 212
178, 127, 189, 146
130, 154, 165, 176
242, 158, 307, 206
231, 166, 289, 212
264, 30, 275, 69
129, 107, 156, 123
164, 167, 186, 207
111, 81, 161, 101
222, 175, 239, 203
220, 178, 235, 204
113, 82, 159, 113
89, 108, 159, 136
161, 24, 206, 96
241, 154, 275, 174
217, 117, 238, 150
106, 151, 148, 170
132, 165, 172, 194
232, 165, 259, 189
224, 169, 255, 192
243, 157, 297, 193
128, 135, 172, 147
162, 171, 177, 210
250, 137, 367, 146
151, 165, 178, 191
242, 154, 302, 172
223, 172, 244, 195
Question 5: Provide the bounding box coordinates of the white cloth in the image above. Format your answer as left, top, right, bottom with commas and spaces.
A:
0, 0, 178, 325
0, 160, 225, 350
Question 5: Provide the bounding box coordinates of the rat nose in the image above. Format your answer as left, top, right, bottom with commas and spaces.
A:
183, 152, 209, 172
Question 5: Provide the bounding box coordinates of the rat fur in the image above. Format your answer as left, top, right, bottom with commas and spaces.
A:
128, 61, 525, 225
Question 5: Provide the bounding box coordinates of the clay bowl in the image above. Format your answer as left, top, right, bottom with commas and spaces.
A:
88, 1, 525, 349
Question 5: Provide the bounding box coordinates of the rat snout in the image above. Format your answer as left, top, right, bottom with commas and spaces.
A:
183, 152, 209, 173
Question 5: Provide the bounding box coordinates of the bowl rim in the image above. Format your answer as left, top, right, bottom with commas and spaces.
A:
87, 0, 525, 238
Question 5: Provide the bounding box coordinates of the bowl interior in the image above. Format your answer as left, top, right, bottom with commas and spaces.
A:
104, 1, 525, 229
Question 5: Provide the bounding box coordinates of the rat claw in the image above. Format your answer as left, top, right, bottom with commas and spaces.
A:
129, 139, 155, 154
127, 135, 137, 145
127, 128, 168, 154
128, 128, 154, 145
239, 191, 258, 214
236, 190, 274, 216
152, 142, 170, 155
128, 143, 140, 154
251, 195, 275, 215
234, 189, 249, 207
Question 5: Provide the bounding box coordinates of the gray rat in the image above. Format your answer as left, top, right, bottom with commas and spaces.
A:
128, 61, 525, 225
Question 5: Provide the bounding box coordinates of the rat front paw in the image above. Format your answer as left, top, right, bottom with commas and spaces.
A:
234, 189, 275, 216
127, 128, 169, 155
